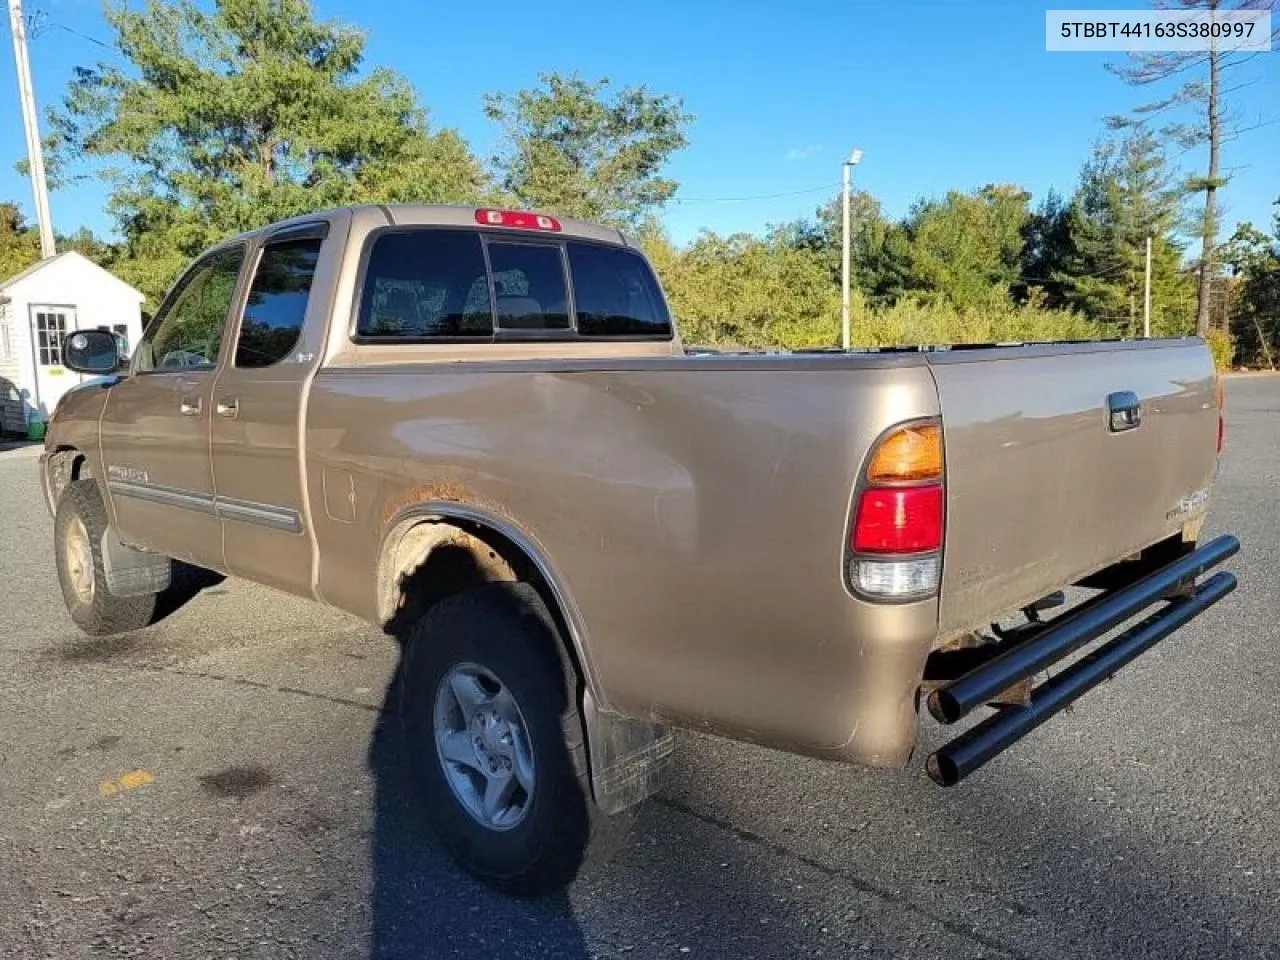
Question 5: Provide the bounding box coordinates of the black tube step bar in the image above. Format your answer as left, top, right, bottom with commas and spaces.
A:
927, 534, 1240, 786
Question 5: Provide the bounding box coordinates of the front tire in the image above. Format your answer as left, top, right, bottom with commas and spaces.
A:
400, 582, 627, 895
54, 479, 157, 635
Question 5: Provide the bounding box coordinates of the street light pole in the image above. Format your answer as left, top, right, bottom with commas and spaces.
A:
7, 0, 55, 259
841, 148, 863, 351
1143, 234, 1152, 339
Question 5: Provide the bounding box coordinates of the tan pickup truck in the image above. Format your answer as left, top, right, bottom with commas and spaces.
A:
42, 204, 1238, 894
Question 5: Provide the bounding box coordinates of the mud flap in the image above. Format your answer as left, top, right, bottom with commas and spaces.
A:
99, 528, 172, 597
583, 689, 676, 816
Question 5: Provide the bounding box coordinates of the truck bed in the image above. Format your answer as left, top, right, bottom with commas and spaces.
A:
304, 336, 1218, 764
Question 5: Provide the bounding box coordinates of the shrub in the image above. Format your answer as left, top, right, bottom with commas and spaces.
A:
676, 294, 1104, 352
1204, 329, 1234, 371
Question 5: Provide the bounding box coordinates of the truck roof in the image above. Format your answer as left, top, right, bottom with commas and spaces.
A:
225, 204, 631, 249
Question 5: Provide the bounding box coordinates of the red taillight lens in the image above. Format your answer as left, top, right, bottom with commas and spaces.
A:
475, 208, 562, 232
852, 484, 944, 553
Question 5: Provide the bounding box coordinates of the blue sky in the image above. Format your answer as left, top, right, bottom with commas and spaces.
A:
4, 0, 1278, 247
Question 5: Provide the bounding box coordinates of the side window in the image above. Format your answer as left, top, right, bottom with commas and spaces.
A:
235, 235, 324, 367
567, 242, 672, 337
357, 230, 491, 339
135, 246, 245, 373
486, 242, 569, 331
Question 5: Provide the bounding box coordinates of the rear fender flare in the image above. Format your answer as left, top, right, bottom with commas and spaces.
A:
377, 501, 606, 711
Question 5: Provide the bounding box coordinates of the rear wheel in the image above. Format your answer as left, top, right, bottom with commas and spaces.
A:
400, 582, 629, 895
54, 479, 158, 635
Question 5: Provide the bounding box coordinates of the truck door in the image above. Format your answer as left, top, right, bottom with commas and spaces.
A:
99, 243, 248, 568
210, 222, 331, 596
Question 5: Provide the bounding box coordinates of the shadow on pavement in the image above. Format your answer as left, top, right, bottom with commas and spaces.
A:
151, 560, 227, 623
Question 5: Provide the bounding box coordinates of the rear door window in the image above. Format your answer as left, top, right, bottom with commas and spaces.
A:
235, 234, 324, 367
566, 241, 671, 337
486, 242, 570, 331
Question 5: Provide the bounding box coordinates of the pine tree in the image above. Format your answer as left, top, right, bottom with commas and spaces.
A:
1059, 131, 1195, 334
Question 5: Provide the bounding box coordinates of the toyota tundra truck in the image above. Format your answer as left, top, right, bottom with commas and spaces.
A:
40, 204, 1239, 894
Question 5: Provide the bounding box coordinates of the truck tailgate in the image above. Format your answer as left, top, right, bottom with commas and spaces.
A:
929, 340, 1220, 639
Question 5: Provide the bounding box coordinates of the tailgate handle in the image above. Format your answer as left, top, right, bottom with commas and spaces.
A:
1107, 391, 1142, 432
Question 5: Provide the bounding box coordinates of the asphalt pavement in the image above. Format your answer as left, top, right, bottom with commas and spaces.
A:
2, 376, 1278, 960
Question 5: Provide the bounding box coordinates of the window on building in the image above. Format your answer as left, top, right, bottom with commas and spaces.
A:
0, 310, 13, 362
36, 311, 68, 366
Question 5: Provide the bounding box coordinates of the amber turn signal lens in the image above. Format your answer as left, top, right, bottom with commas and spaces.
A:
867, 422, 943, 483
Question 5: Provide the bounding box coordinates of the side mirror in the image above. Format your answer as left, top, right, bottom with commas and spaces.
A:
63, 330, 126, 375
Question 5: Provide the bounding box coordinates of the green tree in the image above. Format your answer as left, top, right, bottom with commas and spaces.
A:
1058, 130, 1194, 334
483, 73, 692, 229
0, 202, 41, 280
638, 226, 836, 348
1019, 189, 1074, 307
788, 193, 912, 307
1107, 0, 1280, 335
1221, 209, 1280, 366
904, 185, 1031, 309
57, 226, 119, 267
48, 0, 487, 302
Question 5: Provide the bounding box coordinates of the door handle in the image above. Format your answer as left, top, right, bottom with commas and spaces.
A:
179, 397, 202, 416
1107, 391, 1142, 432
216, 397, 239, 419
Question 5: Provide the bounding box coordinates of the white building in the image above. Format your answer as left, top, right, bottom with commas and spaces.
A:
0, 252, 145, 433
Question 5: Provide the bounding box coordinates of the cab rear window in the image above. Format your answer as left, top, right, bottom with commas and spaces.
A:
354, 228, 672, 341
356, 230, 492, 339
567, 242, 670, 337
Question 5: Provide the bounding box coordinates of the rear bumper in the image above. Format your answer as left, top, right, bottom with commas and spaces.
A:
925, 534, 1240, 785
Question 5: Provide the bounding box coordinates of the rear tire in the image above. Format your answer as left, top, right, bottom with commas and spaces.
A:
54, 479, 157, 635
399, 582, 630, 896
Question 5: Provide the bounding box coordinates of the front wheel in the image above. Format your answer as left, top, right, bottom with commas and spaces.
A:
54, 479, 157, 635
400, 582, 630, 895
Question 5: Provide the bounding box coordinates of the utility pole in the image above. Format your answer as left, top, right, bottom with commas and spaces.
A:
8, 0, 55, 259
840, 148, 863, 352
1143, 235, 1152, 339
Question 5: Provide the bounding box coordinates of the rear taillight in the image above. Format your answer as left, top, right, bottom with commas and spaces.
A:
852, 486, 944, 553
475, 208, 562, 232
849, 419, 944, 600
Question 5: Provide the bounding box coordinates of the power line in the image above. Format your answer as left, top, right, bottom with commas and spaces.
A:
24, 8, 108, 46
1022, 260, 1134, 285
43, 21, 108, 47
